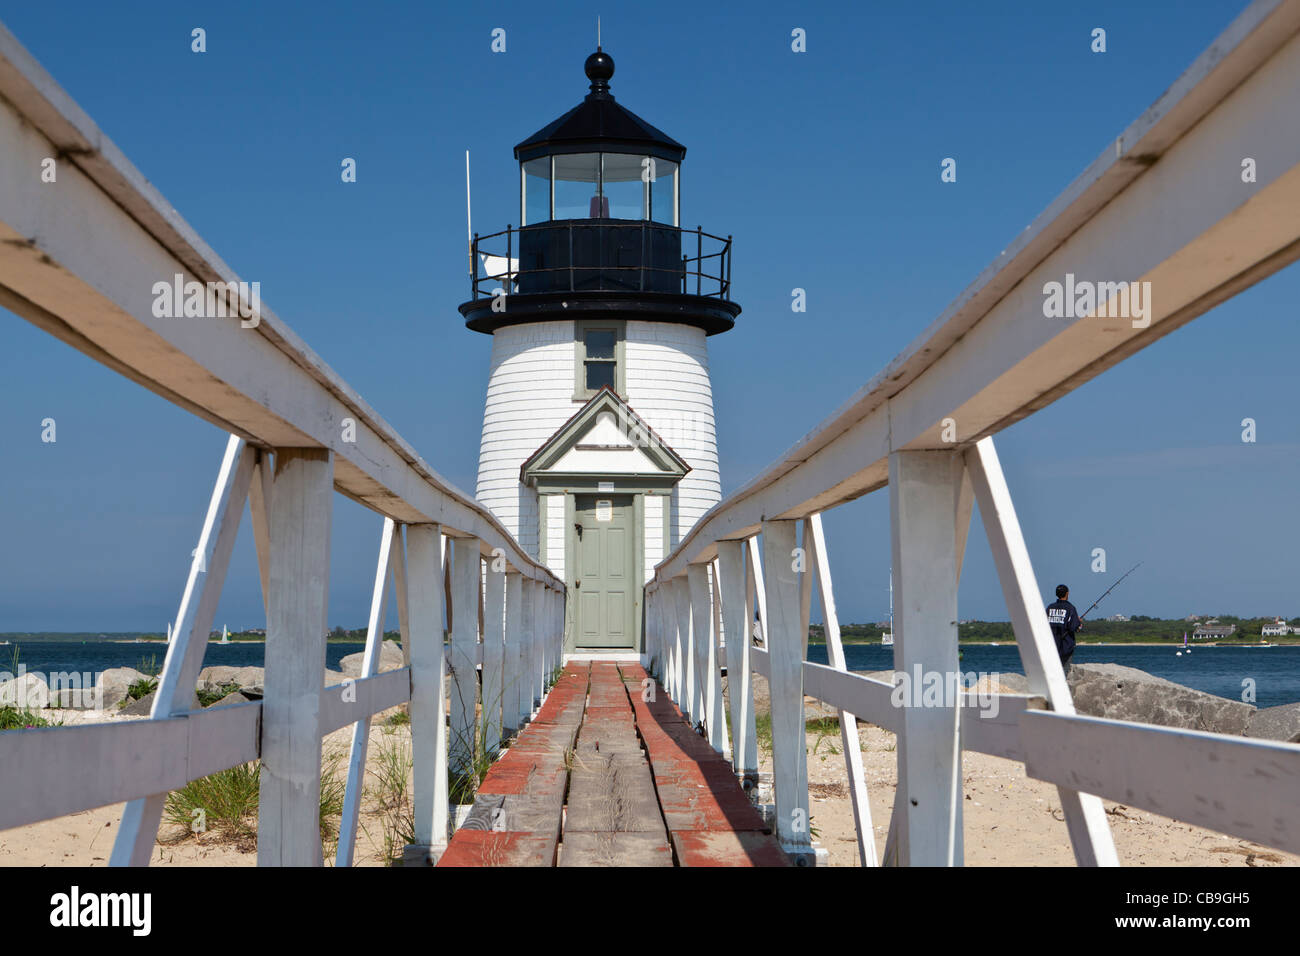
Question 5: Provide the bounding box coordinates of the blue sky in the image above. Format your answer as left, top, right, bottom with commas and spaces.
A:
1, 0, 1295, 631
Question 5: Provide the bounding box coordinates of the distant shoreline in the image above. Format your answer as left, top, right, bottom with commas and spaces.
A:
817, 639, 1298, 648
0, 635, 395, 644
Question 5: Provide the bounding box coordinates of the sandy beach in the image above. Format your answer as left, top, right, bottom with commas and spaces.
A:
2, 680, 1295, 868
0, 706, 414, 867
791, 721, 1297, 866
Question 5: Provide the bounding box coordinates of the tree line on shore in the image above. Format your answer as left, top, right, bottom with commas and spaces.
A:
809, 617, 1300, 645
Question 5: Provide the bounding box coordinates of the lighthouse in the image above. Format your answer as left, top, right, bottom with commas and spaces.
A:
461, 46, 739, 654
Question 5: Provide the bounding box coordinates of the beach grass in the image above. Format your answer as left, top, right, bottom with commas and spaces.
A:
194, 681, 242, 708
361, 733, 414, 866
0, 705, 59, 730
162, 752, 347, 853
754, 712, 772, 760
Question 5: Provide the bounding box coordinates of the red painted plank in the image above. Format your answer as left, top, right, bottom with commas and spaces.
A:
437, 831, 557, 867
672, 831, 792, 867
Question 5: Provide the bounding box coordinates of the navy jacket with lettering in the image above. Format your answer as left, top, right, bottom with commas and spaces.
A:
1046, 599, 1081, 658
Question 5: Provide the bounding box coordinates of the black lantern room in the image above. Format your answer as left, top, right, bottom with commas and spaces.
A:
460, 48, 740, 335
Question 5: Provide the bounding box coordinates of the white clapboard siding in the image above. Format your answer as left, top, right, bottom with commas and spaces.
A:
644, 494, 663, 583
476, 318, 721, 584
545, 492, 565, 580
476, 320, 578, 552
624, 321, 721, 542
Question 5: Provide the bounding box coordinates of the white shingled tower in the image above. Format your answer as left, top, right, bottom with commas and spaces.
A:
460, 46, 739, 653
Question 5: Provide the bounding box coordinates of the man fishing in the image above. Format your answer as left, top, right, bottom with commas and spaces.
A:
1046, 584, 1082, 669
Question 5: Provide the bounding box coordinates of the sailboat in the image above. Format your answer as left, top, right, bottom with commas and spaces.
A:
166, 622, 172, 644
882, 569, 894, 646
218, 624, 231, 645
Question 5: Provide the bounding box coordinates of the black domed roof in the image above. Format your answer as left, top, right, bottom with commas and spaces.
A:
514, 49, 686, 164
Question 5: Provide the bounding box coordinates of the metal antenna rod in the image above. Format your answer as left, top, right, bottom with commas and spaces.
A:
597, 16, 601, 50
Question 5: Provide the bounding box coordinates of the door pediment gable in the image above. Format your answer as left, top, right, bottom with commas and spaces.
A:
521, 387, 689, 485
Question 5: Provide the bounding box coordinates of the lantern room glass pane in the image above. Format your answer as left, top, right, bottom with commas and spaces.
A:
650, 160, 678, 226
553, 152, 601, 219
522, 158, 550, 225
602, 153, 647, 220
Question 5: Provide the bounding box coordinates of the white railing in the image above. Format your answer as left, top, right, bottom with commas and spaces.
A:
644, 0, 1300, 867
0, 22, 564, 866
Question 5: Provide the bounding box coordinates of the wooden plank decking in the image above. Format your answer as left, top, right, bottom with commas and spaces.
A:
437, 662, 789, 867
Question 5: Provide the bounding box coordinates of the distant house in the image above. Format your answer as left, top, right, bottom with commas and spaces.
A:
1184, 614, 1202, 622
1192, 624, 1236, 640
1261, 619, 1296, 637
1106, 613, 1129, 622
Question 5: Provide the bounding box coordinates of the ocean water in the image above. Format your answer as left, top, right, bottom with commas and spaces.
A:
0, 641, 367, 685
807, 643, 1300, 709
5, 640, 1299, 709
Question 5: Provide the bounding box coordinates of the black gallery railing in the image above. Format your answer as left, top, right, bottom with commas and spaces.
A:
469, 220, 733, 300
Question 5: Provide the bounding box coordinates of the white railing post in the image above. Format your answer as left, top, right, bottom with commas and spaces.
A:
554, 587, 562, 676
671, 577, 696, 723
747, 536, 768, 647
655, 591, 667, 688
555, 587, 564, 672
653, 589, 666, 680
716, 540, 757, 785
532, 580, 546, 703
888, 449, 963, 867
711, 560, 732, 762
449, 537, 481, 777
806, 513, 877, 867
521, 578, 538, 717
482, 557, 506, 757
659, 592, 673, 696
643, 587, 655, 671
965, 436, 1118, 866
539, 585, 551, 687
258, 447, 333, 867
504, 570, 525, 731
248, 448, 274, 622
111, 435, 255, 867
405, 522, 448, 864
391, 520, 412, 672
759, 519, 811, 862
336, 517, 399, 866
689, 564, 726, 754
657, 590, 669, 683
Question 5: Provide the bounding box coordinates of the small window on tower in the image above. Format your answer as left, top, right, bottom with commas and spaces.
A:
584, 329, 616, 392
575, 320, 624, 400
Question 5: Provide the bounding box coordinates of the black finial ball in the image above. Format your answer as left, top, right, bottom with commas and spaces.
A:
585, 50, 614, 89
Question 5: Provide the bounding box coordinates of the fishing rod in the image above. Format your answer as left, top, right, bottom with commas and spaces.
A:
1079, 561, 1143, 620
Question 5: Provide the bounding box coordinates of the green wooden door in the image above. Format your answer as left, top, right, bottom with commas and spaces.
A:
574, 494, 636, 648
